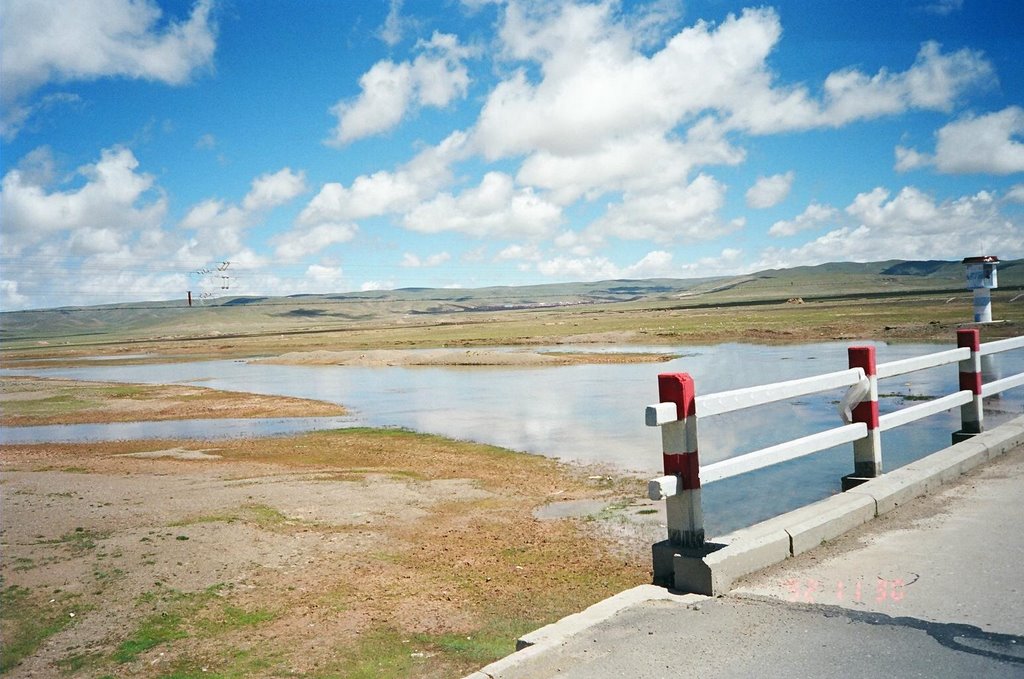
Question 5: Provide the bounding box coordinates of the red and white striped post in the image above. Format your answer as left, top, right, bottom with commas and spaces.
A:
843, 346, 881, 489
955, 328, 984, 442
650, 373, 704, 548
647, 372, 705, 587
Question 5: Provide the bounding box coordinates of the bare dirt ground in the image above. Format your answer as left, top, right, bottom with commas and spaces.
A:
0, 382, 656, 678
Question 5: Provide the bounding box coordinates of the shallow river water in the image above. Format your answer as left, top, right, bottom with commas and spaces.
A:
4, 341, 1022, 533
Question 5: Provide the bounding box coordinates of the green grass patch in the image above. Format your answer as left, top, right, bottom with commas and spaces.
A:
1, 394, 101, 421
171, 503, 291, 530
113, 609, 189, 663
1, 585, 82, 674
195, 604, 276, 634
323, 627, 424, 679
320, 620, 533, 678
420, 627, 519, 665
43, 527, 109, 555
116, 585, 276, 665
55, 650, 105, 675
95, 385, 149, 399
147, 647, 283, 679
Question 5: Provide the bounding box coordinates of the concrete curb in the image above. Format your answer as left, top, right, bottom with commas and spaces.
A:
463, 416, 1024, 677
463, 585, 705, 679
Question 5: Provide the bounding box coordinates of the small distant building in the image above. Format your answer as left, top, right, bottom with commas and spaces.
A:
962, 256, 999, 323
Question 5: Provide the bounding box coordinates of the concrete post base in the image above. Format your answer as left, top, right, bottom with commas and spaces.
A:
652, 540, 726, 593
841, 474, 872, 491
952, 430, 980, 445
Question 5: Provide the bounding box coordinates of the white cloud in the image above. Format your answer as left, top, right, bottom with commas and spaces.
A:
746, 172, 794, 209
404, 172, 562, 239
1007, 184, 1024, 204
379, 0, 406, 47
930, 107, 1024, 174
401, 252, 451, 267
1, 92, 83, 141
299, 131, 467, 227
754, 186, 1024, 268
1, 279, 29, 309
179, 168, 307, 261
463, 3, 992, 260
0, 145, 166, 257
894, 145, 931, 172
536, 250, 676, 281
273, 223, 358, 262
1, 0, 216, 109
474, 6, 992, 164
495, 243, 542, 262
674, 247, 746, 278
361, 279, 397, 292
328, 32, 471, 146
300, 174, 419, 226
517, 127, 744, 205
768, 202, 838, 237
305, 264, 346, 286
730, 41, 992, 134
922, 0, 963, 16
585, 174, 735, 244
284, 132, 469, 260
242, 168, 307, 211
894, 108, 1024, 175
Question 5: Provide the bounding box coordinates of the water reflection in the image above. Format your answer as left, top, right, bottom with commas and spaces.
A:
3, 341, 1023, 534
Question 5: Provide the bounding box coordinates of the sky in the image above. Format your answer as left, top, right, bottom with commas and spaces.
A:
1, 0, 1023, 311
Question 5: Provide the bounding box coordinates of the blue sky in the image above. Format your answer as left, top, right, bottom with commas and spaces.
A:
2, 0, 1023, 310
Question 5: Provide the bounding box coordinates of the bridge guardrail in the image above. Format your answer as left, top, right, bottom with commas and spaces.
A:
645, 328, 1023, 571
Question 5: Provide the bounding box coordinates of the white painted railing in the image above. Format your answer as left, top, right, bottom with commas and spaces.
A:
980, 335, 1024, 356
698, 422, 867, 484
876, 347, 968, 379
877, 391, 972, 431
644, 328, 1024, 555
695, 368, 865, 417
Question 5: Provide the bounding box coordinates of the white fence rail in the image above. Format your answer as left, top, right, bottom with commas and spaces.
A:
644, 328, 1024, 556
876, 348, 968, 379
699, 422, 868, 484
878, 390, 972, 432
980, 335, 1024, 356
695, 368, 865, 418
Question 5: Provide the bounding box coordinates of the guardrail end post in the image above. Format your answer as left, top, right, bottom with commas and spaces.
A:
843, 346, 881, 490
954, 328, 984, 443
649, 373, 705, 586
